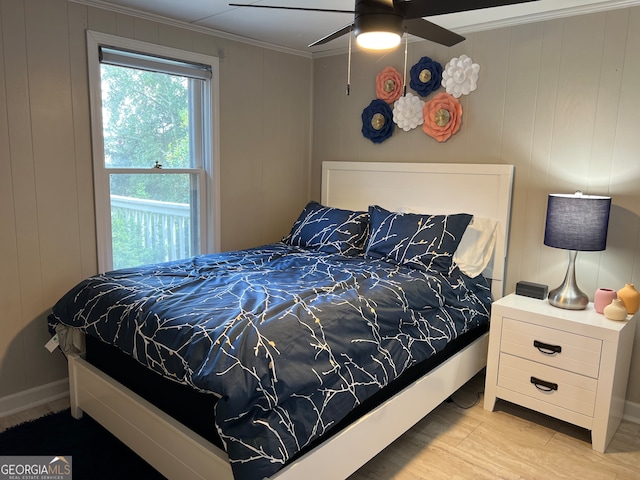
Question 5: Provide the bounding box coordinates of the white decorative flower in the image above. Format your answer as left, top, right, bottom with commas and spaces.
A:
392, 93, 425, 132
441, 55, 480, 98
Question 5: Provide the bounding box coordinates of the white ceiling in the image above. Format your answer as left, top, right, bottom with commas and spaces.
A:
75, 0, 640, 55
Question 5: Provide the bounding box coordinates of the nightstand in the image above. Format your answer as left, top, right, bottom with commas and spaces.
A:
484, 293, 637, 452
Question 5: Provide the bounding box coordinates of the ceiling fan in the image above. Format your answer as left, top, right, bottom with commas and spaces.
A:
229, 0, 539, 49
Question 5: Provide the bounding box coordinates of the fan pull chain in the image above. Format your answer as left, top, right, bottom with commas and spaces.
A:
346, 29, 352, 96
402, 31, 408, 96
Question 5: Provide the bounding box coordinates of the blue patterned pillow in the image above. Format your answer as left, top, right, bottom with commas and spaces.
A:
365, 205, 472, 273
283, 201, 369, 256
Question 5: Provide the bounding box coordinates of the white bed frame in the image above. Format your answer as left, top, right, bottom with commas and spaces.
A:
67, 161, 514, 480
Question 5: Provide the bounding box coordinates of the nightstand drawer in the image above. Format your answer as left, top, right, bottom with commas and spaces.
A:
501, 317, 602, 378
497, 353, 597, 417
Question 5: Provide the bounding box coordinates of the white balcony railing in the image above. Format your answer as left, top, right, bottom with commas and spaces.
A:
110, 195, 192, 267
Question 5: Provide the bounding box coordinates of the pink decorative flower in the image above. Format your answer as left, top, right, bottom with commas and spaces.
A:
422, 93, 462, 142
375, 66, 403, 104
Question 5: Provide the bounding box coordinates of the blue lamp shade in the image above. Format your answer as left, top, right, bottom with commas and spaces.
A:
543, 192, 612, 310
544, 193, 611, 252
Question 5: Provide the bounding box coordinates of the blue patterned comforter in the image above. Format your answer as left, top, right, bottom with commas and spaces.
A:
49, 243, 491, 480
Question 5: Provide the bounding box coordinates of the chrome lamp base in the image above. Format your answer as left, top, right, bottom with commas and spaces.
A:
548, 250, 589, 310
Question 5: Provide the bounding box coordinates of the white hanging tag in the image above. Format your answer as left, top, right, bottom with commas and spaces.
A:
45, 334, 60, 353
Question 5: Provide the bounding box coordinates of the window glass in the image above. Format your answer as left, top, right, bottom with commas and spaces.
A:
101, 66, 193, 169
87, 32, 219, 272
109, 173, 199, 269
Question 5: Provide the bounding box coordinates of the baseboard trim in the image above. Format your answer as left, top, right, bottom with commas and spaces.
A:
623, 399, 640, 425
0, 379, 69, 418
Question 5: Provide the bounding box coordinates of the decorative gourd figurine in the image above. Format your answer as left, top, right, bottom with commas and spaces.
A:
617, 283, 640, 314
603, 299, 628, 321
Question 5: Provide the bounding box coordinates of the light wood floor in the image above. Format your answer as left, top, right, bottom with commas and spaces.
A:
349, 372, 640, 480
2, 372, 639, 479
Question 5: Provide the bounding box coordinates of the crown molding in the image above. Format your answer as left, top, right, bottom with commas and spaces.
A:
68, 0, 314, 58
442, 0, 640, 36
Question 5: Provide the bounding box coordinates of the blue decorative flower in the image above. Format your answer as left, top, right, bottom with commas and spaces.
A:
361, 99, 394, 144
409, 56, 443, 97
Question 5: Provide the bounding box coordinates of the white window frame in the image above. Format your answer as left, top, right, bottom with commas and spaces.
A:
86, 30, 220, 272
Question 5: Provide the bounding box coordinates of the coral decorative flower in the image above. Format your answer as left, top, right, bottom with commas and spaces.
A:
361, 99, 394, 143
442, 55, 479, 98
409, 56, 442, 97
422, 93, 462, 142
393, 93, 425, 132
375, 66, 403, 104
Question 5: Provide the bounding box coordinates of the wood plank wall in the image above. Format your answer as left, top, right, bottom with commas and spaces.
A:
311, 9, 640, 408
0, 0, 311, 407
1, 0, 639, 423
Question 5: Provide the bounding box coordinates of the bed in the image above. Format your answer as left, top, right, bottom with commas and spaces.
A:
49, 161, 514, 480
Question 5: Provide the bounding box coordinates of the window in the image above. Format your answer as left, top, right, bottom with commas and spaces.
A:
87, 31, 220, 271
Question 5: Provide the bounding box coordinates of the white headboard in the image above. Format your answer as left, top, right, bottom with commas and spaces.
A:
321, 161, 514, 300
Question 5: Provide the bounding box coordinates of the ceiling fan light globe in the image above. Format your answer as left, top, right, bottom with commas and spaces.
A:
356, 31, 401, 49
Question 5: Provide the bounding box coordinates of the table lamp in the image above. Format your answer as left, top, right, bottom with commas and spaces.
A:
543, 191, 611, 310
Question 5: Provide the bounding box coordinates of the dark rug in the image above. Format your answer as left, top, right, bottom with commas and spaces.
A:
0, 409, 166, 479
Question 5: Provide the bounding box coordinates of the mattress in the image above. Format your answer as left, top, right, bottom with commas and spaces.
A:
84, 323, 487, 454
49, 242, 491, 480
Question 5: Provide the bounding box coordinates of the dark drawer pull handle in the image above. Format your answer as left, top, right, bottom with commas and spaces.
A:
531, 376, 558, 392
533, 340, 562, 355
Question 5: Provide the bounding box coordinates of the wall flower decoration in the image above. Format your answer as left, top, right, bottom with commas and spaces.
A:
393, 93, 425, 132
362, 99, 394, 143
376, 66, 403, 104
409, 56, 442, 97
442, 54, 479, 98
422, 92, 462, 142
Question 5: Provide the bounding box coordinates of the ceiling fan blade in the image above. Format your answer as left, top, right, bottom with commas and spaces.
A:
229, 3, 353, 14
308, 23, 354, 47
397, 0, 539, 20
404, 18, 465, 47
